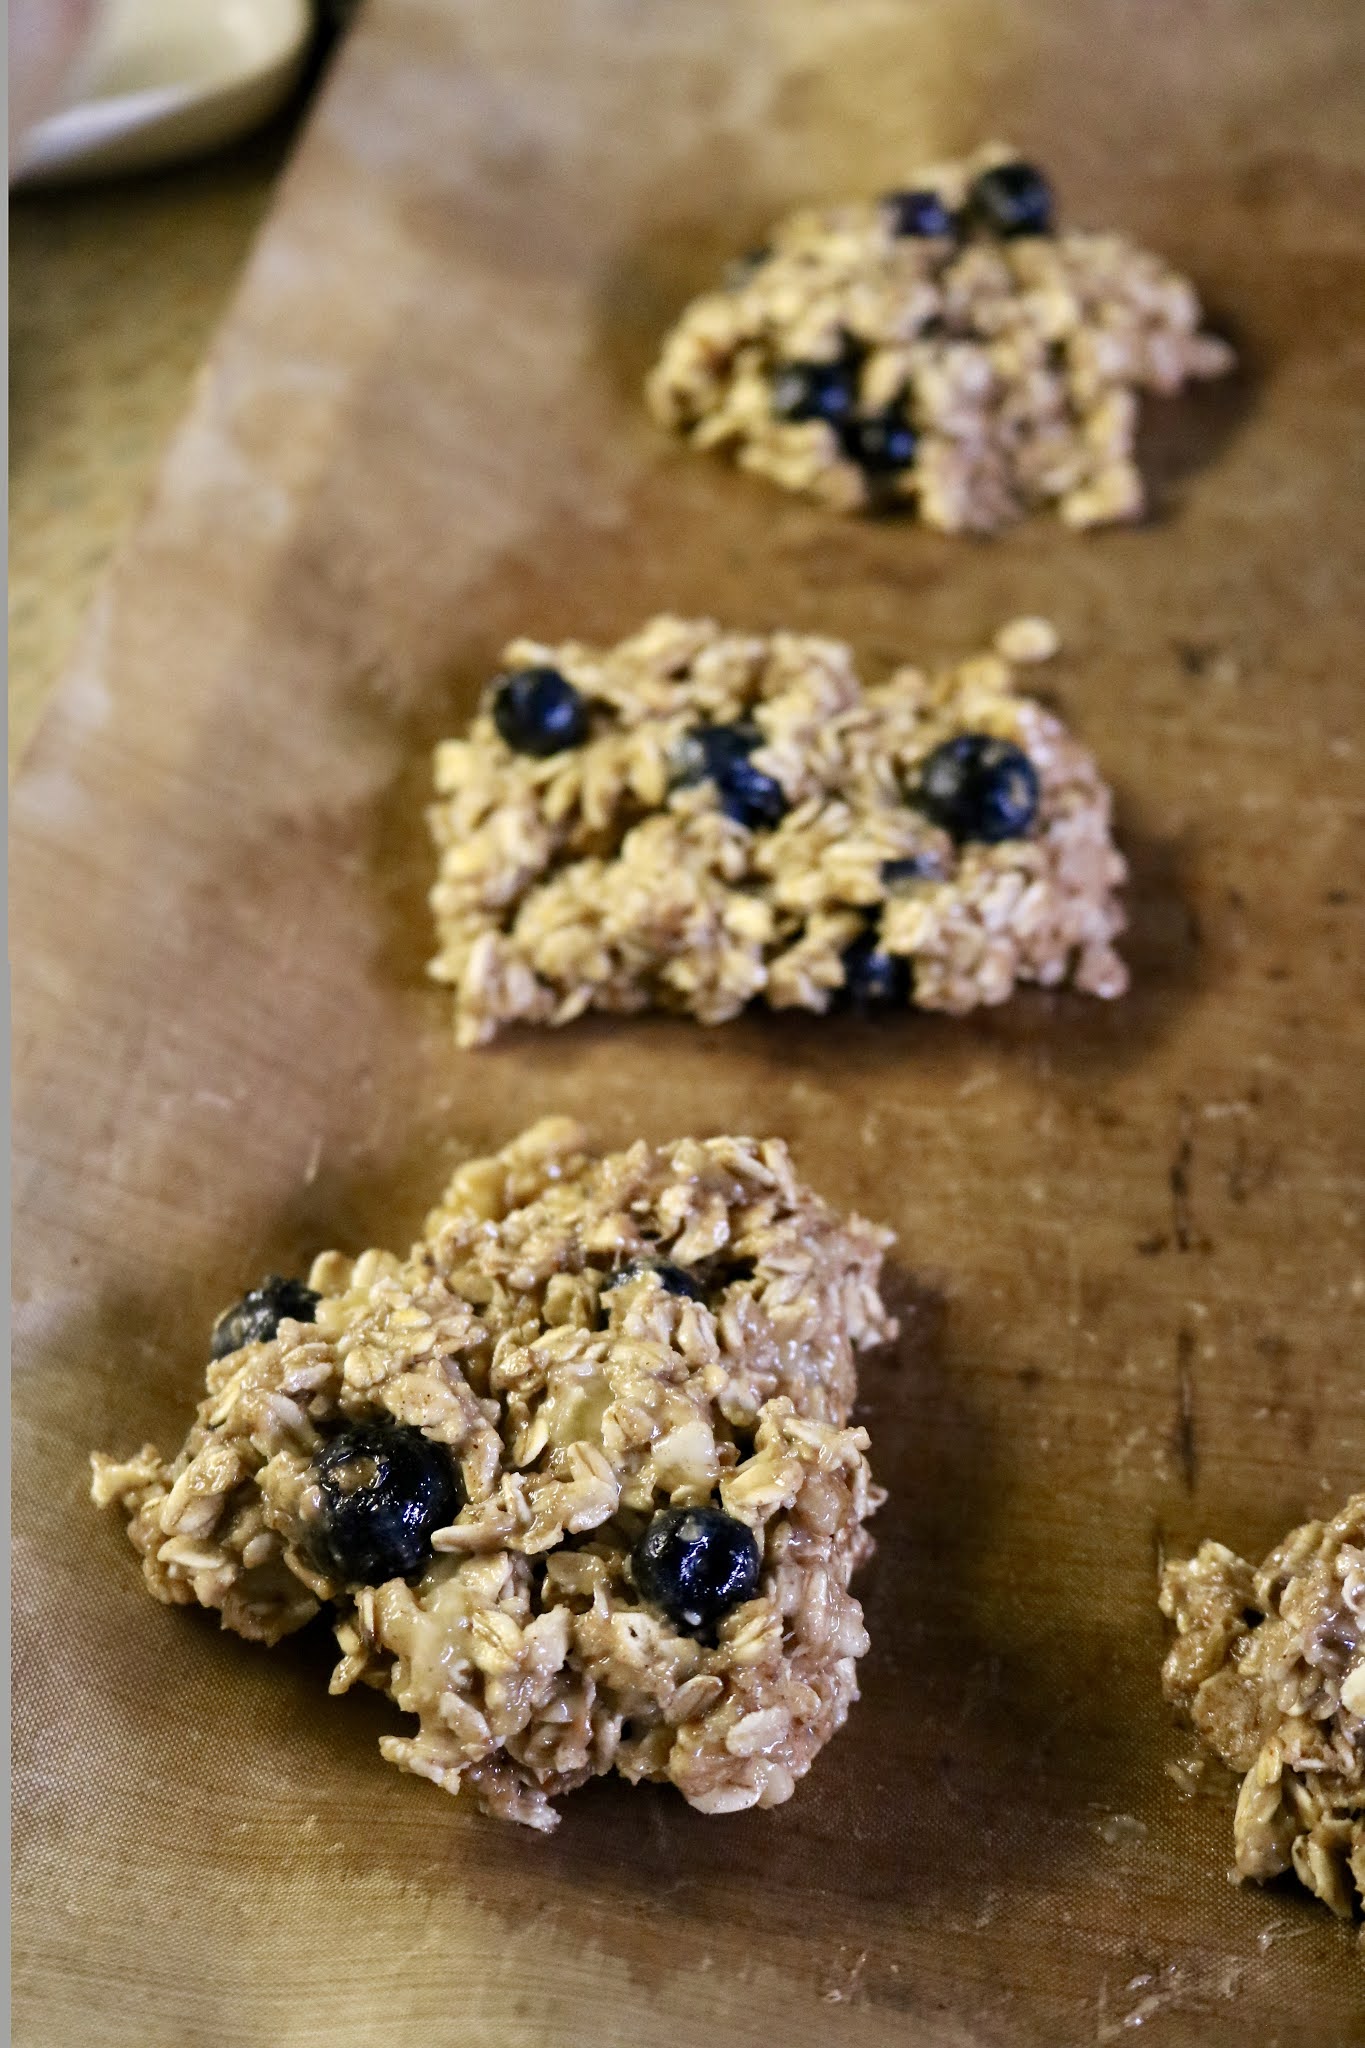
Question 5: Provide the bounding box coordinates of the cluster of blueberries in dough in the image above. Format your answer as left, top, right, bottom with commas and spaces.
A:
209, 1272, 765, 1636
489, 662, 1042, 1011
755, 158, 1055, 498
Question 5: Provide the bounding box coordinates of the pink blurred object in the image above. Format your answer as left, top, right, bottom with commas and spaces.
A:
9, 0, 310, 186
9, 0, 100, 167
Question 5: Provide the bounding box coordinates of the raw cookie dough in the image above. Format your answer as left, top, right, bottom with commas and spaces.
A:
646, 142, 1234, 531
92, 1118, 893, 1832
1159, 1494, 1365, 1917
427, 612, 1127, 1047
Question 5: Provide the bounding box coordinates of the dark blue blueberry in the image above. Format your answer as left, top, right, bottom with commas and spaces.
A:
884, 188, 957, 238
677, 722, 788, 831
881, 852, 942, 886
603, 1257, 707, 1302
970, 161, 1054, 239
631, 1507, 761, 1633
917, 734, 1040, 843
714, 755, 788, 830
491, 666, 588, 757
211, 1275, 319, 1360
311, 1425, 462, 1586
843, 407, 918, 475
841, 932, 912, 1008
674, 721, 761, 779
770, 358, 860, 430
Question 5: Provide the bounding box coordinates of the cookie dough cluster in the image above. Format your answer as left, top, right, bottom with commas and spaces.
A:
647, 143, 1234, 531
93, 1120, 893, 1832
427, 612, 1127, 1046
1160, 1495, 1365, 1918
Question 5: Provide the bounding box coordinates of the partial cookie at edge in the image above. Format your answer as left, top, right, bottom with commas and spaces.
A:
1160, 1492, 1365, 1918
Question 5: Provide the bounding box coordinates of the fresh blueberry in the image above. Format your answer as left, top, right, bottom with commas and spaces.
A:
843, 407, 918, 474
917, 734, 1040, 843
631, 1506, 761, 1633
883, 188, 957, 238
841, 932, 912, 1008
603, 1257, 707, 1302
311, 1424, 462, 1585
969, 161, 1054, 238
491, 666, 588, 757
211, 1275, 319, 1360
677, 722, 787, 831
770, 358, 860, 430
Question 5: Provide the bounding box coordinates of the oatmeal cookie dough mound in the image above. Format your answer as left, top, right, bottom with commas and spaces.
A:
647, 143, 1234, 531
427, 613, 1127, 1047
1160, 1494, 1365, 1917
92, 1119, 894, 1832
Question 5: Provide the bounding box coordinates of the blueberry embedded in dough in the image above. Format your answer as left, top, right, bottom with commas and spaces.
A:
210, 1275, 319, 1360
601, 1256, 707, 1302
309, 1424, 463, 1586
839, 931, 912, 1009
491, 666, 588, 757
631, 1506, 762, 1634
673, 721, 789, 831
916, 734, 1041, 845
968, 159, 1055, 238
769, 355, 861, 431
843, 405, 918, 477
882, 187, 958, 238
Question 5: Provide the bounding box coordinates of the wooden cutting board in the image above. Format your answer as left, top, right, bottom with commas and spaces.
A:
12, 3, 1365, 2041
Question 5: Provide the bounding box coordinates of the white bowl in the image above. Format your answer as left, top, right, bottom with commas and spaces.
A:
11, 0, 312, 186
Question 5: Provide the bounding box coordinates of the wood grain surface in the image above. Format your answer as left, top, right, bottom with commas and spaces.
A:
12, 3, 1365, 2043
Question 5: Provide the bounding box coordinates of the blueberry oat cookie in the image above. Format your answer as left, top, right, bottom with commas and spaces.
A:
92, 1119, 893, 1831
647, 143, 1234, 531
1160, 1494, 1365, 1917
427, 613, 1127, 1046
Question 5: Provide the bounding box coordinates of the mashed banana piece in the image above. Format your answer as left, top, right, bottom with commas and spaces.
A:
93, 1119, 893, 1832
647, 142, 1233, 531
1160, 1494, 1365, 1917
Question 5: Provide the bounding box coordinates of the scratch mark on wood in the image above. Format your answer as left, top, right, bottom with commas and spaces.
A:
1228, 1128, 1250, 1205
1169, 1098, 1209, 1253
1227, 1130, 1281, 1205
1174, 1326, 1198, 1491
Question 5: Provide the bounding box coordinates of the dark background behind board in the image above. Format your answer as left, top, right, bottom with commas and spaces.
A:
12, 1, 1365, 2041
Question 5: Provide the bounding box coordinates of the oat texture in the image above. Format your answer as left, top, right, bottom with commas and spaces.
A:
427, 614, 1127, 1046
646, 142, 1234, 531
1160, 1495, 1365, 1917
92, 1119, 893, 1831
